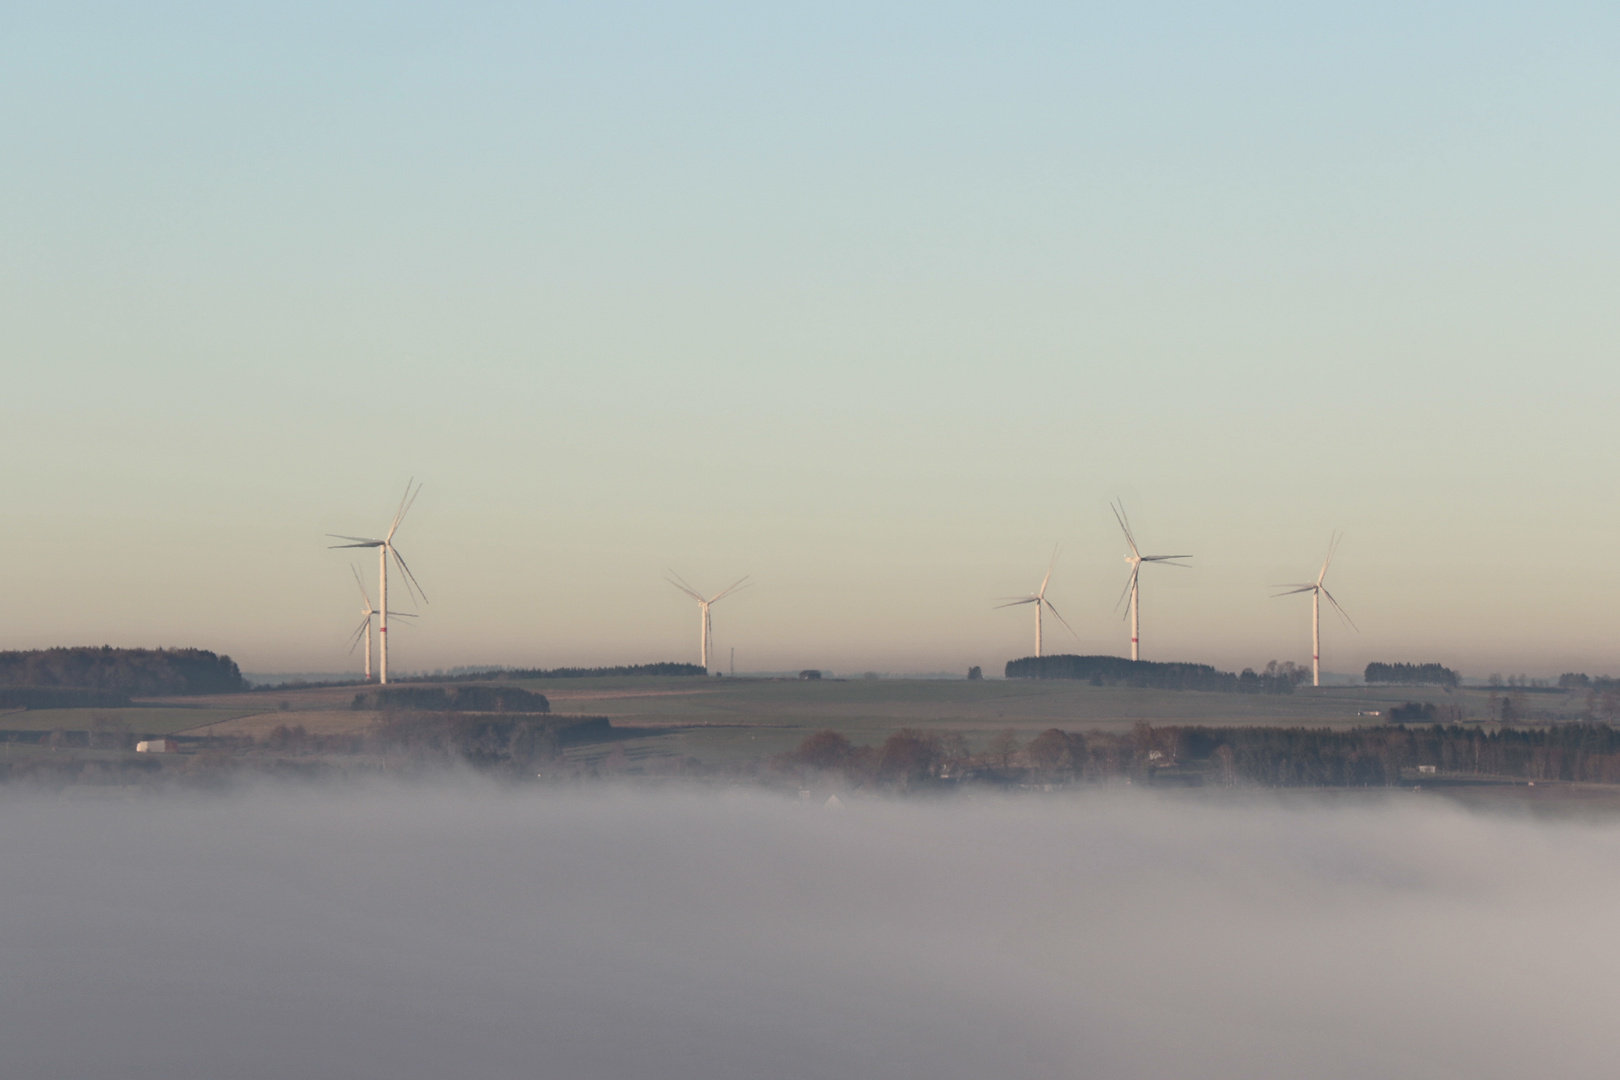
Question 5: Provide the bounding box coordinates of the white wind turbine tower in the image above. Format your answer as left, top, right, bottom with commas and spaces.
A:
346, 564, 415, 682
329, 481, 428, 684
666, 572, 750, 672
1112, 501, 1191, 661
1273, 533, 1356, 687
995, 546, 1079, 658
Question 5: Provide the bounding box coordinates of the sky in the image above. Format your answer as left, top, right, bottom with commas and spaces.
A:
3, 1, 1619, 676
5, 782, 1620, 1079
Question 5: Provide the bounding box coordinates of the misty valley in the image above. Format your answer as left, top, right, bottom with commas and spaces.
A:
4, 647, 1620, 803
6, 650, 1620, 1080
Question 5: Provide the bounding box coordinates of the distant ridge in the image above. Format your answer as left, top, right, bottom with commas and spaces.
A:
249, 662, 710, 692
1007, 654, 1301, 694
401, 662, 707, 683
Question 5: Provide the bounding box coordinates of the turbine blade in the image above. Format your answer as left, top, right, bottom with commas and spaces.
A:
400, 481, 423, 531
1111, 501, 1140, 556
665, 572, 705, 602
1141, 555, 1191, 563
328, 534, 383, 545
351, 564, 373, 608
347, 617, 370, 655
1038, 544, 1059, 597
329, 542, 383, 550
391, 546, 428, 605
710, 575, 752, 603
1043, 598, 1082, 642
1271, 586, 1318, 598
994, 598, 1039, 609
1322, 587, 1357, 631
1114, 567, 1138, 613
1317, 533, 1338, 585
386, 479, 416, 542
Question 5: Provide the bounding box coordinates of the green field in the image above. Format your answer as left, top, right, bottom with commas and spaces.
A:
501, 676, 1533, 768
0, 707, 267, 735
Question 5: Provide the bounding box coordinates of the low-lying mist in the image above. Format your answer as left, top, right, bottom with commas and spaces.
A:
2, 783, 1615, 1079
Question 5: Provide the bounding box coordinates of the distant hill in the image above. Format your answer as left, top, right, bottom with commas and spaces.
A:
0, 647, 246, 696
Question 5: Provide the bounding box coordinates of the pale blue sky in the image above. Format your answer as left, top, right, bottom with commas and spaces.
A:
3, 1, 1618, 675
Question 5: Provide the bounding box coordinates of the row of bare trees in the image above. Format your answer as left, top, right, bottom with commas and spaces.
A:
777, 721, 1620, 789
1006, 654, 1305, 693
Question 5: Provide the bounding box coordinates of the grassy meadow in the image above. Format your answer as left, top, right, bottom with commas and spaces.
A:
0, 706, 267, 736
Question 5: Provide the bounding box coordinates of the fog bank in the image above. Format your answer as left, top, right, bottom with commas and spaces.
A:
2, 785, 1616, 1079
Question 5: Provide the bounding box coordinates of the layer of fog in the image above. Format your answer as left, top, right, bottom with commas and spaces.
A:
3, 783, 1616, 1080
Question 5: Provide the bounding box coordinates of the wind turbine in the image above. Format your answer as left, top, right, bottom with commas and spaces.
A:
666, 572, 750, 672
329, 481, 428, 684
346, 564, 415, 682
1112, 501, 1190, 661
995, 545, 1079, 658
1272, 533, 1355, 687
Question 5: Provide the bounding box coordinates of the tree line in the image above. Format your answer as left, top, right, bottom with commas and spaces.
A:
0, 647, 245, 696
777, 721, 1620, 789
365, 712, 609, 770
1005, 654, 1307, 694
1364, 662, 1460, 688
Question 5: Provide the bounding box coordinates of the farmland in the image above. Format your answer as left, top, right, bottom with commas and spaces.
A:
486, 676, 1533, 766
0, 706, 267, 736
0, 674, 1592, 787
52, 676, 1545, 762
